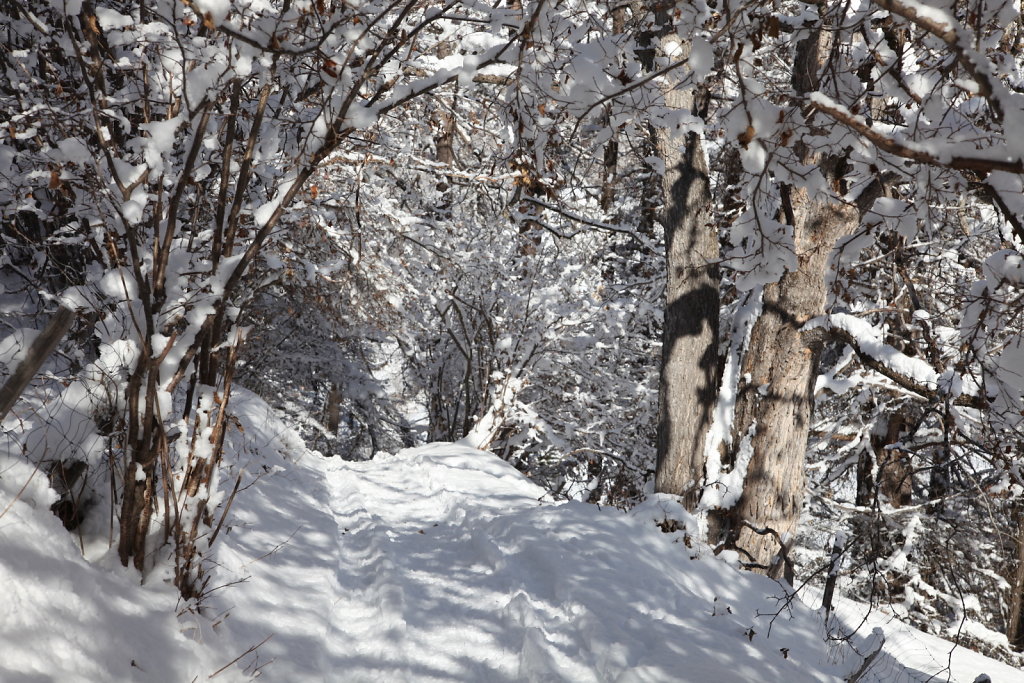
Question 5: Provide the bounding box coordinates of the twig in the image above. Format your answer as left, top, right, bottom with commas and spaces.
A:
208, 634, 273, 678
0, 460, 41, 522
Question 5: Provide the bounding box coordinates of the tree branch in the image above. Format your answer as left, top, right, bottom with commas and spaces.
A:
872, 0, 1004, 121
810, 96, 1024, 174
821, 324, 987, 409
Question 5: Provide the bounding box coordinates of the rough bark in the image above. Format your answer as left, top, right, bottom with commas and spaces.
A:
653, 35, 720, 510
727, 193, 857, 579
325, 383, 343, 439
872, 411, 912, 507
710, 14, 869, 579
118, 357, 165, 571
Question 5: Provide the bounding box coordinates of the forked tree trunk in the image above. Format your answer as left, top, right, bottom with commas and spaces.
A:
710, 14, 873, 579
653, 35, 720, 510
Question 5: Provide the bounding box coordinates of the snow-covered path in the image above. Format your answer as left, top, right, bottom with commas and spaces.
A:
4, 393, 1023, 682
211, 441, 848, 682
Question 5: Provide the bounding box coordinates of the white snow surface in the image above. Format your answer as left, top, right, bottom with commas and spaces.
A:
2, 391, 1022, 682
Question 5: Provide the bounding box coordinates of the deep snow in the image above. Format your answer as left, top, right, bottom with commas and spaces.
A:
2, 390, 1022, 682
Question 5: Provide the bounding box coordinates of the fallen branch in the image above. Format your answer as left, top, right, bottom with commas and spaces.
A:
208, 634, 274, 679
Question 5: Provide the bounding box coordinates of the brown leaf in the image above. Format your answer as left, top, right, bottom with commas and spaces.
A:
737, 125, 756, 148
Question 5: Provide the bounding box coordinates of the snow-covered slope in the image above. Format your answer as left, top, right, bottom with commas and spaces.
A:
0, 453, 203, 681
2, 393, 1022, 682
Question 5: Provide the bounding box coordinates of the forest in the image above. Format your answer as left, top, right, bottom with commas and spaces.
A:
1, 0, 1023, 678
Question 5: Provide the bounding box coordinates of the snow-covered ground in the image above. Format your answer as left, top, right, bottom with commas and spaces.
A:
2, 391, 1022, 682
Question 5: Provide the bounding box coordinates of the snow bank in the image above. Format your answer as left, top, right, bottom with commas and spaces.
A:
0, 453, 204, 682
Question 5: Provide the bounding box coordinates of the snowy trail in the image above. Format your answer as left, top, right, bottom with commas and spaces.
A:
205, 436, 1024, 682
212, 442, 851, 682
323, 456, 415, 679
5, 393, 1020, 683
320, 445, 554, 682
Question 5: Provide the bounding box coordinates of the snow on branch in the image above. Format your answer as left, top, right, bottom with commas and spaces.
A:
805, 313, 986, 409
871, 0, 1012, 123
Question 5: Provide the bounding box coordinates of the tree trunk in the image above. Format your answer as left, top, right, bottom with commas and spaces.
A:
653, 35, 720, 510
118, 357, 165, 571
709, 14, 870, 580
724, 194, 858, 578
873, 411, 913, 507
325, 383, 342, 445
1007, 504, 1024, 650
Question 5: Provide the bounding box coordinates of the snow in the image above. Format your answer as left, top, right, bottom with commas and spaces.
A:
2, 390, 1021, 682
57, 138, 94, 165
0, 327, 41, 370
205, 438, 847, 682
894, 0, 956, 29
192, 0, 230, 24
701, 287, 762, 513
805, 582, 1024, 683
688, 37, 714, 81
0, 457, 201, 682
94, 7, 134, 31
137, 116, 183, 176
805, 313, 940, 392
984, 249, 1024, 285
98, 267, 139, 301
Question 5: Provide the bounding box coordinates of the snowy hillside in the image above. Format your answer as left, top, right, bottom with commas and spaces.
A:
1, 392, 1022, 682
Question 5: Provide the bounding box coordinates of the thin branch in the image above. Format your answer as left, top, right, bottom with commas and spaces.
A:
520, 196, 638, 235
208, 635, 274, 679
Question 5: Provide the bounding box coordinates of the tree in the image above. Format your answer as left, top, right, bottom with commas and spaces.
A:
652, 15, 721, 511
0, 0, 537, 593
629, 0, 1024, 594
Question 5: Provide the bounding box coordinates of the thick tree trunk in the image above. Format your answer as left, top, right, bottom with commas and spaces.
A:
653, 36, 719, 510
709, 13, 873, 580
724, 194, 858, 578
